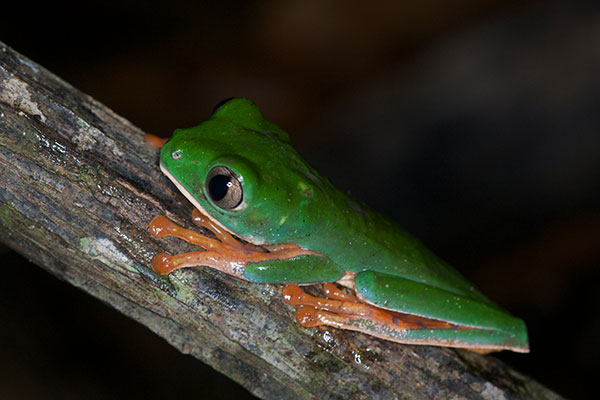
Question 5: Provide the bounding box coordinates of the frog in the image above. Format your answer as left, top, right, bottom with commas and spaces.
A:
148, 98, 529, 353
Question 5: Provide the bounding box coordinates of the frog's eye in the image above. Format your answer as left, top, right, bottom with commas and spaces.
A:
206, 166, 243, 209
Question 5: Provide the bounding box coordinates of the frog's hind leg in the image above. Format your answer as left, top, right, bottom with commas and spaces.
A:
282, 284, 453, 336
283, 274, 529, 353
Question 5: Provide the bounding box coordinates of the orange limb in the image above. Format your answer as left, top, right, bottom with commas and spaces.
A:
144, 133, 168, 148
322, 282, 359, 302
282, 284, 456, 336
190, 208, 262, 252
149, 210, 320, 277
150, 250, 245, 276
150, 215, 223, 250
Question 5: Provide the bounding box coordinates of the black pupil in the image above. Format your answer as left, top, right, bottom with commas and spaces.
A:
208, 174, 232, 201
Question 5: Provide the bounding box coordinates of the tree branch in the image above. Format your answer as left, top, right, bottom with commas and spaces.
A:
0, 41, 561, 400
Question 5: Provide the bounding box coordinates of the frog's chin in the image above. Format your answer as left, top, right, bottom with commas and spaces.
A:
159, 162, 264, 246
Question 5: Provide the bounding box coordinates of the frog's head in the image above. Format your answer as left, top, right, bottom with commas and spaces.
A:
160, 98, 328, 245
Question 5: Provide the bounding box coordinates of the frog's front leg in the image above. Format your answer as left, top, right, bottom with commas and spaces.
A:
149, 210, 323, 278
149, 214, 248, 276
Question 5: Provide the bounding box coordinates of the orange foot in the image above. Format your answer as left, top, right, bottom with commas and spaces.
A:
149, 209, 318, 278
282, 283, 456, 339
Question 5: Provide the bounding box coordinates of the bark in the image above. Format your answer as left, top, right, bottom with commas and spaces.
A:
0, 41, 562, 400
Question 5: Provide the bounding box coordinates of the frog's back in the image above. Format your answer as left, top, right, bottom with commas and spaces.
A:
294, 187, 494, 305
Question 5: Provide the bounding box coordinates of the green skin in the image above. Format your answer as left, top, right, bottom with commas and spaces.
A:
159, 98, 529, 352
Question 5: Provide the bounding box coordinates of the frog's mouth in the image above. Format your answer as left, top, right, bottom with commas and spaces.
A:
159, 161, 261, 246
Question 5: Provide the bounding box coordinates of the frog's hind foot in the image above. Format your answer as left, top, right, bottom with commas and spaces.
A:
282, 283, 453, 339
